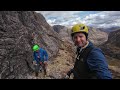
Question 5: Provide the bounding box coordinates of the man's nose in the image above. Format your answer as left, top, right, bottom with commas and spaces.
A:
76, 37, 81, 42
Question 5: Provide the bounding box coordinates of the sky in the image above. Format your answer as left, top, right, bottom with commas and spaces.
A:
36, 11, 120, 28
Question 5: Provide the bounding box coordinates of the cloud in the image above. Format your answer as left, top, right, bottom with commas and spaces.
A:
36, 11, 120, 28
37, 11, 81, 18
83, 11, 120, 28
36, 11, 82, 26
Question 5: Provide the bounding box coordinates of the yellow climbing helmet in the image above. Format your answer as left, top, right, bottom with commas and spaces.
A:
71, 23, 89, 36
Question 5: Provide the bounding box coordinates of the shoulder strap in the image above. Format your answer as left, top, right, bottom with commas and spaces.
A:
80, 46, 94, 61
38, 49, 41, 60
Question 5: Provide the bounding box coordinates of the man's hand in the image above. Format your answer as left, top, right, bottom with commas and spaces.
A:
64, 75, 70, 79
61, 69, 72, 79
67, 69, 73, 77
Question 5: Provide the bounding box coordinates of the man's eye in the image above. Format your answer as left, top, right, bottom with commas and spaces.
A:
74, 36, 78, 39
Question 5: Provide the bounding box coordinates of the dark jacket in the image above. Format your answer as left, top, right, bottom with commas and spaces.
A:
68, 41, 112, 79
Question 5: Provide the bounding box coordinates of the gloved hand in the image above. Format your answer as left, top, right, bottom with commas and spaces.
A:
67, 69, 73, 77
64, 75, 70, 79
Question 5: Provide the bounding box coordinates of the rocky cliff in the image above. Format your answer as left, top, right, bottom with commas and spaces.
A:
99, 29, 120, 78
53, 25, 65, 33
100, 29, 120, 60
53, 25, 72, 42
0, 11, 61, 79
88, 27, 108, 46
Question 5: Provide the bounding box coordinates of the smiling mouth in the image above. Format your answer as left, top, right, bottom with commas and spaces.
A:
76, 42, 83, 46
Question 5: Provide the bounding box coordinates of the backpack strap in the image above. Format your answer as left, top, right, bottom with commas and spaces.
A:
82, 46, 94, 61
72, 45, 96, 79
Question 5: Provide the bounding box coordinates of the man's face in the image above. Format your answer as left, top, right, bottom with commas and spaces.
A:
73, 33, 87, 47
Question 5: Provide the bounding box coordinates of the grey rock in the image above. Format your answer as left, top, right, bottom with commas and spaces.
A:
99, 29, 120, 60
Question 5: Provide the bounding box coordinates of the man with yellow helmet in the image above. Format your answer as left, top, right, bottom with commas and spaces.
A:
65, 23, 112, 79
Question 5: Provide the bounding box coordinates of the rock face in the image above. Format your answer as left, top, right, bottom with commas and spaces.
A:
98, 27, 120, 34
107, 29, 120, 48
100, 29, 120, 60
53, 25, 72, 42
99, 29, 120, 78
0, 11, 61, 79
47, 39, 76, 79
88, 27, 108, 46
53, 25, 65, 33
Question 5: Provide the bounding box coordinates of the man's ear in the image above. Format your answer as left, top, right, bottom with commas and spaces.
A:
71, 36, 74, 41
71, 37, 75, 45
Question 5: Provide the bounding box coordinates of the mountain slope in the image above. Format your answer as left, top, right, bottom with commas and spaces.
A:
100, 29, 120, 60
88, 27, 108, 46
99, 29, 120, 78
